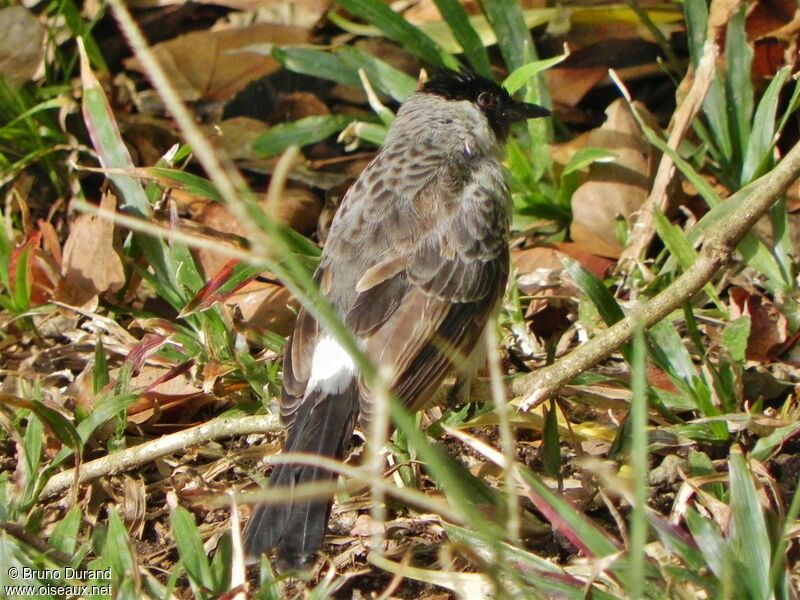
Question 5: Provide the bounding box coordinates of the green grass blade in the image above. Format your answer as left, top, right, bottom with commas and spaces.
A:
171, 506, 215, 591
503, 54, 568, 96
477, 0, 533, 71
729, 447, 771, 599
517, 466, 621, 559
433, 0, 492, 77
337, 46, 417, 101
724, 6, 753, 174
741, 65, 790, 184
49, 506, 82, 555
563, 257, 624, 325
652, 208, 725, 312
79, 40, 150, 219
272, 46, 361, 87
335, 0, 458, 69
628, 326, 648, 600
103, 509, 139, 592
684, 508, 726, 579
252, 114, 358, 157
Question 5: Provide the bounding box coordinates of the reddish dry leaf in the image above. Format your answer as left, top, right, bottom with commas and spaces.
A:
10, 229, 60, 306
513, 246, 568, 292
545, 38, 662, 108
125, 24, 308, 102
195, 189, 320, 277
569, 99, 659, 258
546, 67, 607, 108
553, 242, 615, 279
269, 92, 330, 124
746, 0, 799, 41
127, 333, 171, 375
224, 279, 298, 337
512, 246, 578, 340
729, 287, 789, 361
55, 194, 125, 310
125, 363, 209, 424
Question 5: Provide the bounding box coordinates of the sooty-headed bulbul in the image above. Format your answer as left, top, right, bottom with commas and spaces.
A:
243, 69, 550, 571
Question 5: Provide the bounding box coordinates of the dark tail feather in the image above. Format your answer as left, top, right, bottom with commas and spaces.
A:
243, 380, 359, 571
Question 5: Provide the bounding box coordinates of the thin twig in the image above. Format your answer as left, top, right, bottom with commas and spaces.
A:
514, 134, 800, 411
41, 415, 279, 499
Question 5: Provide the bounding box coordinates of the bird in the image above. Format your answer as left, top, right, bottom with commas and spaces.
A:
243, 68, 550, 571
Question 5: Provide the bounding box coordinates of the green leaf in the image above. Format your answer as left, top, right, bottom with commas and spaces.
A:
477, 0, 533, 71
751, 421, 800, 462
338, 46, 418, 102
252, 115, 357, 157
433, 0, 492, 77
272, 46, 361, 88
12, 243, 31, 312
563, 257, 624, 325
720, 316, 750, 363
517, 467, 621, 559
171, 506, 215, 591
335, 0, 458, 69
445, 524, 620, 599
729, 448, 772, 599
143, 167, 223, 203
104, 509, 139, 591
628, 327, 648, 600
93, 337, 109, 395
684, 508, 726, 579
49, 506, 82, 555
741, 65, 790, 184
724, 6, 753, 172
209, 533, 232, 593
503, 53, 568, 95
560, 147, 617, 176
23, 413, 43, 488
652, 208, 725, 312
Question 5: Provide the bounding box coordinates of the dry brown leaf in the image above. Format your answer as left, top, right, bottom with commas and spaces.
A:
195, 189, 321, 277
55, 194, 125, 310
0, 6, 44, 85
569, 99, 659, 258
729, 287, 789, 362
204, 117, 269, 160
225, 280, 298, 337
125, 24, 308, 102
747, 0, 800, 40
131, 0, 330, 27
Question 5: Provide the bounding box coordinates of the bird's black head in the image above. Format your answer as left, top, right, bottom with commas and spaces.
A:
422, 69, 550, 140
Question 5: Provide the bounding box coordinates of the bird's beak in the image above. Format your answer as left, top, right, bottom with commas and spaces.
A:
504, 101, 551, 123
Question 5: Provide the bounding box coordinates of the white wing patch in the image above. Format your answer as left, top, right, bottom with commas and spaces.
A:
306, 335, 357, 394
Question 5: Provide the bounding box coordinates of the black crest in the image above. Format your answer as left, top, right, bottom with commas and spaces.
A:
421, 69, 550, 140
422, 69, 509, 104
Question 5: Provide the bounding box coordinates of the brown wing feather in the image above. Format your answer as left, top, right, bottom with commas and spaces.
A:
279, 130, 509, 431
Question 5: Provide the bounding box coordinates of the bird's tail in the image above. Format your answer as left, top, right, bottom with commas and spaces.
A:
243, 379, 359, 571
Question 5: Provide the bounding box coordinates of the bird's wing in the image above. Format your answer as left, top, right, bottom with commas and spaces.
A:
280, 137, 508, 427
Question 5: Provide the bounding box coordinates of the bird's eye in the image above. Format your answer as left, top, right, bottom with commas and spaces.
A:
477, 92, 497, 109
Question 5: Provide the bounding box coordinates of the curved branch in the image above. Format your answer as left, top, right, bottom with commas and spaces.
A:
514, 137, 800, 411
41, 414, 280, 499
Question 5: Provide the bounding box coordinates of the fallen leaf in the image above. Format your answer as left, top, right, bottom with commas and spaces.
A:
195, 189, 321, 277
0, 6, 44, 85
569, 99, 659, 258
225, 279, 298, 337
125, 23, 308, 102
205, 117, 269, 160
55, 194, 125, 310
729, 287, 789, 361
